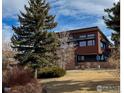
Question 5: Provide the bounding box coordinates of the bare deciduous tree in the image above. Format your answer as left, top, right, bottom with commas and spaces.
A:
108, 48, 120, 79
2, 42, 16, 70
2, 42, 12, 51
57, 32, 75, 69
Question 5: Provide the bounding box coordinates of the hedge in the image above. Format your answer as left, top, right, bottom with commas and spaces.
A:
38, 66, 66, 78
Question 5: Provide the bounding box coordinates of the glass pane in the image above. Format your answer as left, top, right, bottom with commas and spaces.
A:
87, 34, 95, 37
100, 41, 105, 48
88, 40, 92, 46
88, 40, 95, 46
79, 41, 86, 46
78, 55, 85, 61
93, 40, 95, 45
81, 56, 84, 60
80, 34, 86, 38
78, 56, 81, 61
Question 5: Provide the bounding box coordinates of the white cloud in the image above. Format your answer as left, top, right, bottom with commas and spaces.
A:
2, 0, 28, 19
2, 24, 13, 43
2, 24, 13, 50
51, 0, 118, 17
3, 0, 118, 19
3, 0, 119, 39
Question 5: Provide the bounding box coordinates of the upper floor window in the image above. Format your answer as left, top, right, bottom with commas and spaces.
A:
87, 40, 95, 46
87, 34, 95, 38
100, 41, 106, 49
79, 41, 86, 47
79, 34, 86, 38
100, 42, 104, 48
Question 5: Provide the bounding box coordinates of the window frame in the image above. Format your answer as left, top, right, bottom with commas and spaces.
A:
87, 33, 96, 38
79, 41, 87, 47
79, 34, 87, 38
77, 55, 85, 62
100, 41, 106, 49
87, 39, 95, 46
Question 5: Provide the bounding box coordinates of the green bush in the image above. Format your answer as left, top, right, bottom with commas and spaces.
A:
38, 66, 66, 78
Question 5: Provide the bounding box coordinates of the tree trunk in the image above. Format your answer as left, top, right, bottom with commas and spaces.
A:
34, 68, 38, 79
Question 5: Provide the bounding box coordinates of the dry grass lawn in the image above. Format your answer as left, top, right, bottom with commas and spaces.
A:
39, 69, 120, 93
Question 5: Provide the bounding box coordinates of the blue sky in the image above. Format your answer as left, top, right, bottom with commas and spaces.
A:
2, 0, 119, 43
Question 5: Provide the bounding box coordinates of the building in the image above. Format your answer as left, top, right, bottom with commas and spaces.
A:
64, 26, 111, 69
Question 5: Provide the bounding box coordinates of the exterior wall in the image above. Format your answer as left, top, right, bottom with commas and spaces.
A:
63, 27, 110, 69
97, 31, 110, 55
97, 31, 106, 54
75, 46, 97, 55
97, 31, 102, 54
65, 29, 100, 69
71, 30, 99, 55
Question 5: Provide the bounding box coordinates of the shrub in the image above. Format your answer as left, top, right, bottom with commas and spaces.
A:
7, 83, 45, 93
108, 48, 120, 79
3, 66, 47, 93
38, 66, 66, 78
3, 66, 34, 87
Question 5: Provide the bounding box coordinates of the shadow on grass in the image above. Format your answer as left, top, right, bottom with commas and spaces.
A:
43, 80, 119, 93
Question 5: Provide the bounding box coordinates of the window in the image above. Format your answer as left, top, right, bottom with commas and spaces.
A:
78, 55, 97, 62
88, 40, 92, 46
79, 34, 86, 38
100, 41, 106, 49
78, 55, 85, 61
87, 40, 95, 46
87, 34, 95, 38
100, 42, 104, 48
100, 55, 105, 61
79, 41, 86, 47
96, 55, 100, 61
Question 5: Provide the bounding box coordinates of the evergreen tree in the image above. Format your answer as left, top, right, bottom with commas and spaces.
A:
11, 0, 59, 78
103, 2, 120, 47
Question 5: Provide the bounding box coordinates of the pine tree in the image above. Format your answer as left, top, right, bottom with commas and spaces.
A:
103, 2, 120, 78
103, 2, 120, 47
11, 0, 59, 78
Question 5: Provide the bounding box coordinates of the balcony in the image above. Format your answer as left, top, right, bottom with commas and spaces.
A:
69, 36, 96, 42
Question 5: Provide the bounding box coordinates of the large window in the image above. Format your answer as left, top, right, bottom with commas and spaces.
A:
79, 34, 86, 38
100, 41, 106, 49
79, 41, 86, 47
87, 34, 95, 38
77, 55, 97, 62
87, 40, 95, 46
96, 55, 105, 61
77, 55, 85, 61
79, 40, 95, 46
100, 42, 104, 48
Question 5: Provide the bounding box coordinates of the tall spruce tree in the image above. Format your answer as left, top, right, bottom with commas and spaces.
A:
103, 2, 120, 47
11, 0, 59, 78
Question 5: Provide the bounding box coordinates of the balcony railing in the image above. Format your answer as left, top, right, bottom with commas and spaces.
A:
69, 36, 96, 42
